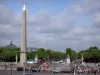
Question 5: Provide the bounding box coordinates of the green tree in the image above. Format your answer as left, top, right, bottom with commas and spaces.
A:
66, 48, 78, 60
66, 48, 72, 57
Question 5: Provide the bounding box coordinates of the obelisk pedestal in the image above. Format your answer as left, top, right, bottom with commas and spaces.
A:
20, 5, 27, 67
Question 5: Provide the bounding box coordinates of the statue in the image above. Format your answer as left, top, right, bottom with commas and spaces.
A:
16, 54, 18, 65
66, 54, 70, 64
34, 54, 38, 63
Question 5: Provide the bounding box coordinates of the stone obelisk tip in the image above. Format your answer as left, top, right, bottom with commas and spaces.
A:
23, 4, 26, 10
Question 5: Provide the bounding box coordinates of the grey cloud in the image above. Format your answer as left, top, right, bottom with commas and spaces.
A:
0, 5, 20, 45
70, 27, 99, 36
0, 0, 50, 5
23, 0, 100, 51
76, 0, 100, 14
0, 5, 15, 25
1, 0, 100, 51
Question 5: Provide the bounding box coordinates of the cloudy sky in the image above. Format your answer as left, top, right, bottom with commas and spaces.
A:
0, 0, 100, 51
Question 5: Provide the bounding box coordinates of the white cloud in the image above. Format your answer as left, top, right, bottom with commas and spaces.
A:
1, 0, 100, 51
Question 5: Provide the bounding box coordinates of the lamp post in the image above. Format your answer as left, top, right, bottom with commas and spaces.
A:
3, 51, 8, 70
3, 52, 7, 70
73, 61, 76, 75
23, 62, 26, 75
4, 57, 6, 70
0, 53, 5, 70
10, 62, 12, 75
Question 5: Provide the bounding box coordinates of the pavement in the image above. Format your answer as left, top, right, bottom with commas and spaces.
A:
0, 70, 88, 75
0, 62, 100, 75
0, 64, 89, 75
51, 63, 71, 71
1, 70, 100, 75
0, 65, 16, 70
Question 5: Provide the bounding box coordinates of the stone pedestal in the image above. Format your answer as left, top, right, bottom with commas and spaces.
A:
34, 54, 38, 63
66, 54, 70, 64
66, 58, 70, 64
16, 54, 18, 65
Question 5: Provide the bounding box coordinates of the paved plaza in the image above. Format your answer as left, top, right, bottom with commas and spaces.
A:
0, 63, 100, 75
0, 70, 91, 75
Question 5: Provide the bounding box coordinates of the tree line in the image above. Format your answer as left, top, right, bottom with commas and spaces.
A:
0, 47, 66, 62
0, 46, 100, 63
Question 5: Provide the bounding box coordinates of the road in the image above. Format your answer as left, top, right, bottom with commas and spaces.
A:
0, 68, 90, 75
0, 65, 99, 75
0, 63, 100, 75
0, 70, 100, 75
0, 70, 75, 75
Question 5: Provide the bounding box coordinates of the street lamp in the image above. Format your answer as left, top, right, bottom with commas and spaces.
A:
2, 52, 7, 70
10, 62, 13, 75
73, 61, 76, 75
23, 62, 26, 75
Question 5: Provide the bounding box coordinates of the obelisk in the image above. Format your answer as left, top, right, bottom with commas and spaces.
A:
20, 4, 27, 67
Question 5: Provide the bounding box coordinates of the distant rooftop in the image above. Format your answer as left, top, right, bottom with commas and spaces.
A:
27, 47, 37, 52
6, 40, 16, 48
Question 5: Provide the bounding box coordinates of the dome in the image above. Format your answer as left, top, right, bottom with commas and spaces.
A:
6, 40, 16, 48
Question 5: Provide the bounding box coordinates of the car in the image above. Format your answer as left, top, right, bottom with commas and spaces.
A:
93, 68, 99, 73
30, 66, 41, 72
0, 60, 3, 62
51, 67, 60, 73
17, 66, 29, 71
37, 60, 44, 65
77, 69, 84, 74
17, 66, 23, 71
60, 68, 72, 73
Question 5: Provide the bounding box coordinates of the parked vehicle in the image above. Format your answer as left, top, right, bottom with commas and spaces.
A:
93, 68, 99, 73
17, 66, 29, 71
51, 67, 60, 73
17, 66, 23, 71
30, 66, 41, 72
41, 65, 48, 71
60, 68, 72, 73
77, 68, 84, 74
83, 68, 90, 73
